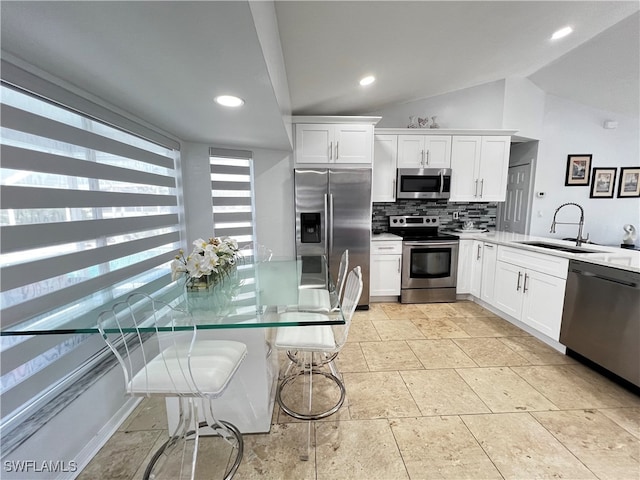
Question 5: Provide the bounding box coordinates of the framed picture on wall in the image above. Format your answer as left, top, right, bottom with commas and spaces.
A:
565, 154, 592, 186
589, 168, 617, 198
617, 167, 640, 197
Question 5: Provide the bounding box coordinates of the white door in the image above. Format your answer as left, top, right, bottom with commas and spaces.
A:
477, 136, 510, 201
456, 239, 473, 294
370, 254, 402, 296
479, 242, 498, 304
424, 135, 452, 168
397, 135, 426, 168
499, 163, 532, 234
521, 270, 566, 340
470, 240, 483, 297
372, 135, 398, 202
493, 261, 523, 318
335, 124, 373, 163
449, 136, 482, 201
295, 124, 332, 163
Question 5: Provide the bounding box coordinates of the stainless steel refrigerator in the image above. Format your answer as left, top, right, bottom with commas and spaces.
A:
295, 168, 372, 308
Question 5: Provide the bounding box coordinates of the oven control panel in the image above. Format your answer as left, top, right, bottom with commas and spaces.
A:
389, 215, 440, 227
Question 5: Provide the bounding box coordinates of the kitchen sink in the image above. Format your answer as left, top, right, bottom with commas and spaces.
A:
517, 241, 601, 254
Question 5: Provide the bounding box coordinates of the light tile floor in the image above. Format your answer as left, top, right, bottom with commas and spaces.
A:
78, 301, 640, 479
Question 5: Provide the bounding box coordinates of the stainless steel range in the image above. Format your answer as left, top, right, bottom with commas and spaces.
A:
388, 215, 459, 303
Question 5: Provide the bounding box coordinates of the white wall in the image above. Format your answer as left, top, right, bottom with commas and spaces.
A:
181, 142, 295, 256
372, 80, 506, 128
530, 94, 640, 246
503, 77, 546, 141
252, 149, 295, 257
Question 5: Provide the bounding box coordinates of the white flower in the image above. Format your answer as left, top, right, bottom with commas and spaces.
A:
170, 259, 187, 281
172, 237, 240, 284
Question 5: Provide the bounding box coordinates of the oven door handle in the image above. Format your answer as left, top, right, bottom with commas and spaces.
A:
403, 241, 458, 247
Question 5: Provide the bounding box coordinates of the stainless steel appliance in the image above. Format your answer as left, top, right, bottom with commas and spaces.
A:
396, 168, 451, 200
388, 215, 459, 303
295, 168, 372, 307
560, 260, 639, 388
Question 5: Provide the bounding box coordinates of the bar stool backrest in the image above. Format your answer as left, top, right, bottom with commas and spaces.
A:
97, 292, 200, 397
332, 266, 362, 348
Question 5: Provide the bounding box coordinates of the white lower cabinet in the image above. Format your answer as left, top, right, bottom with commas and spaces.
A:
371, 240, 402, 296
470, 240, 484, 298
479, 242, 497, 304
494, 246, 568, 340
456, 240, 473, 294
457, 239, 486, 297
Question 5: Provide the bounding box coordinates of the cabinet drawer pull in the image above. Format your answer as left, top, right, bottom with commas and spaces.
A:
523, 273, 529, 293
516, 271, 522, 291
377, 246, 396, 250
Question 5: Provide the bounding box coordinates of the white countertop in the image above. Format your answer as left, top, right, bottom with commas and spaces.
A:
372, 232, 403, 241
456, 230, 640, 273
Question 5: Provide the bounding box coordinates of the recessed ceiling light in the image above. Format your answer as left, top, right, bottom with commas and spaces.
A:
215, 95, 245, 107
551, 26, 573, 40
359, 75, 376, 86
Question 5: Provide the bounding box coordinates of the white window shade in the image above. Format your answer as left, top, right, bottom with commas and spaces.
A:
0, 81, 182, 444
210, 149, 255, 249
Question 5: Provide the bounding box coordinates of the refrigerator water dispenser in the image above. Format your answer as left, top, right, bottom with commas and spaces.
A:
301, 213, 321, 243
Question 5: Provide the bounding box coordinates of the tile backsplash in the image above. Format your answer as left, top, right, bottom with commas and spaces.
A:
372, 199, 498, 232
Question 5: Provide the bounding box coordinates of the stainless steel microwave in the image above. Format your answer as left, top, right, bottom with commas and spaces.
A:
396, 168, 452, 199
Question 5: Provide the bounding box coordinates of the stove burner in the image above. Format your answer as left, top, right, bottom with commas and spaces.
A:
388, 215, 459, 241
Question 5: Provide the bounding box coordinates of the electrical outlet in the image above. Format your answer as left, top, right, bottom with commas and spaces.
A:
453, 211, 459, 220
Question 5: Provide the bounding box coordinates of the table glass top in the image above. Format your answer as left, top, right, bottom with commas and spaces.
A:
1, 257, 344, 335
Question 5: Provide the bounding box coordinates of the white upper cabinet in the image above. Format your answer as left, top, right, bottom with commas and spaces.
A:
294, 119, 378, 164
449, 135, 511, 202
372, 134, 398, 202
397, 135, 451, 168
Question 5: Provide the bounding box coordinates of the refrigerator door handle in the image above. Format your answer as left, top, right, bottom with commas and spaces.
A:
324, 193, 329, 248
328, 193, 334, 255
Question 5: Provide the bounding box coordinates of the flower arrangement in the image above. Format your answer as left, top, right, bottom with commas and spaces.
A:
171, 237, 240, 288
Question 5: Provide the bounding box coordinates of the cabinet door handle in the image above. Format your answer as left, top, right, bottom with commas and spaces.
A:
329, 142, 333, 160
397, 258, 401, 273
523, 273, 529, 293
426, 149, 430, 165
476, 244, 481, 260
421, 150, 425, 167
474, 179, 479, 197
336, 141, 339, 160
480, 179, 484, 197
516, 271, 522, 291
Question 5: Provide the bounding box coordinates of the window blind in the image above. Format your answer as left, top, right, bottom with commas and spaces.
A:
210, 148, 255, 250
0, 82, 182, 443
210, 149, 258, 315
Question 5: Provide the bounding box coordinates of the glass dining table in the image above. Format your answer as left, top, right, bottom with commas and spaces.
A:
1, 256, 344, 434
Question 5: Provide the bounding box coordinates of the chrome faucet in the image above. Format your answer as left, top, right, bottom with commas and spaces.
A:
550, 202, 589, 246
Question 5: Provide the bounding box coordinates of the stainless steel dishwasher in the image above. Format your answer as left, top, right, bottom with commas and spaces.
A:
560, 260, 639, 387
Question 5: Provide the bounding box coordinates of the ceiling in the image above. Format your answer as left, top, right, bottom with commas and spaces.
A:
1, 1, 638, 152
